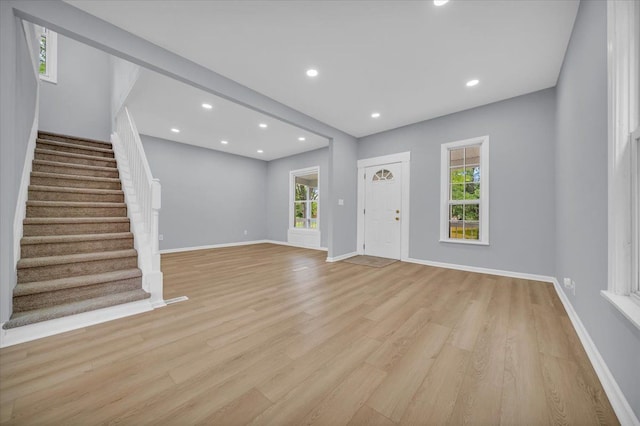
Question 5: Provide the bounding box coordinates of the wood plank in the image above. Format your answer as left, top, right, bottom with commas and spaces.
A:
366, 322, 451, 421
301, 363, 386, 426
399, 344, 471, 425
0, 244, 618, 425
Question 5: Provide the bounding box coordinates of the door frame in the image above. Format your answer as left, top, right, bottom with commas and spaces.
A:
357, 152, 411, 260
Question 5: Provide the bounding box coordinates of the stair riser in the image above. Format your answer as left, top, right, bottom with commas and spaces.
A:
13, 277, 142, 312
38, 135, 111, 150
21, 237, 134, 258
28, 189, 124, 203
36, 142, 114, 158
27, 205, 127, 218
35, 151, 117, 168
23, 221, 130, 236
18, 256, 138, 283
33, 162, 119, 178
30, 175, 121, 190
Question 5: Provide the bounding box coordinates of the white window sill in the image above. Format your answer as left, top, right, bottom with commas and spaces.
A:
39, 75, 57, 84
601, 290, 640, 330
439, 238, 489, 246
288, 228, 320, 234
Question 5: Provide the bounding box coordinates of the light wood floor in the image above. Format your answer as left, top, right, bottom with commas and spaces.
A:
0, 244, 618, 425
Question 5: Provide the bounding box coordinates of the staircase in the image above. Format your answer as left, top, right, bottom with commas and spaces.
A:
3, 131, 150, 330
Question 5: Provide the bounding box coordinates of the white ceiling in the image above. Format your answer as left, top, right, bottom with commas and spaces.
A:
127, 69, 329, 161
68, 0, 579, 138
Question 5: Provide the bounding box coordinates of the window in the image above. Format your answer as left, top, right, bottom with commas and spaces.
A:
633, 127, 640, 301
290, 168, 319, 230
440, 136, 489, 245
37, 26, 57, 83
373, 169, 394, 181
602, 0, 640, 329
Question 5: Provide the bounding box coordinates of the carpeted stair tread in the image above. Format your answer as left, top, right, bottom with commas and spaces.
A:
26, 200, 126, 208
24, 217, 130, 225
35, 148, 117, 164
32, 160, 119, 177
2, 289, 150, 329
31, 171, 120, 184
36, 139, 114, 157
38, 131, 111, 148
21, 232, 133, 245
18, 249, 137, 269
13, 268, 142, 297
28, 185, 124, 195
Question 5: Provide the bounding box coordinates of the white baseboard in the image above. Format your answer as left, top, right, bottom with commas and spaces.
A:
326, 251, 359, 262
404, 256, 638, 424
265, 239, 328, 252
160, 239, 330, 255
0, 299, 154, 348
404, 257, 555, 283
551, 279, 640, 426
13, 92, 39, 268
160, 240, 268, 254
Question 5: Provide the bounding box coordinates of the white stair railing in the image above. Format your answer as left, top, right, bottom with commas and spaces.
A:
112, 107, 164, 307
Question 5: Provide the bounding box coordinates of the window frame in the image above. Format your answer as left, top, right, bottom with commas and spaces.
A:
37, 26, 57, 84
632, 127, 640, 302
289, 166, 320, 233
601, 0, 640, 330
440, 135, 489, 246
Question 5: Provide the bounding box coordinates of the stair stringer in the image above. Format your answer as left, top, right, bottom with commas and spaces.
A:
111, 133, 165, 308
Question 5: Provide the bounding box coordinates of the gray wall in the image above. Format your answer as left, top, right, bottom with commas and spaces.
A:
39, 33, 111, 141
11, 0, 358, 258
0, 3, 40, 322
329, 138, 359, 258
266, 148, 329, 247
358, 88, 556, 276
141, 135, 268, 250
555, 0, 640, 417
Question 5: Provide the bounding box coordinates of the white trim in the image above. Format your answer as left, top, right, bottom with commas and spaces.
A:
326, 251, 358, 263
265, 239, 328, 251
160, 240, 269, 254
356, 151, 411, 260
601, 290, 640, 331
402, 256, 638, 425
404, 257, 554, 283
37, 26, 57, 84
440, 135, 490, 245
289, 165, 320, 235
0, 299, 154, 348
287, 228, 321, 249
160, 239, 328, 255
607, 0, 638, 297
555, 282, 640, 426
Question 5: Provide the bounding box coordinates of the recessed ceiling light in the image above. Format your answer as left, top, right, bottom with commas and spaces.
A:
220, 140, 228, 145
257, 149, 264, 153
306, 69, 319, 77
170, 128, 180, 133
202, 103, 213, 109
466, 79, 479, 87
298, 137, 306, 141
259, 123, 268, 128
371, 112, 381, 118
434, 0, 449, 5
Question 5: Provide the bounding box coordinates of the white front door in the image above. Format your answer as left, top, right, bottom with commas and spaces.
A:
364, 163, 402, 259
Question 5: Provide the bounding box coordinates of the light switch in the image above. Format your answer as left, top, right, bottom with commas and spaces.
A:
338, 199, 344, 206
